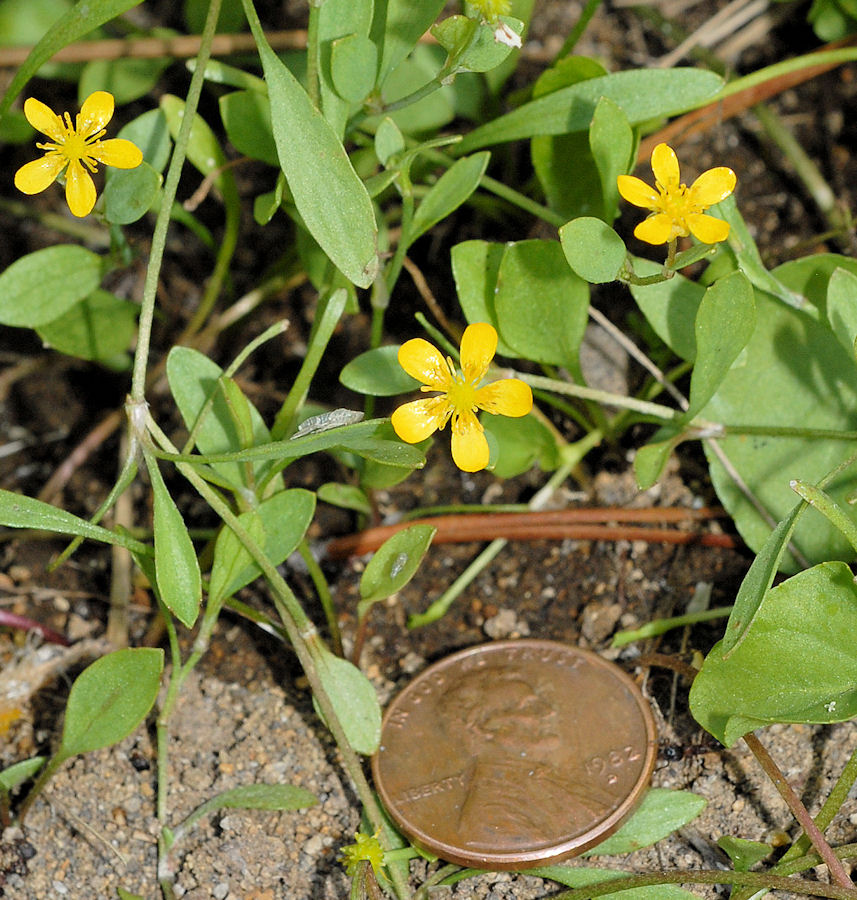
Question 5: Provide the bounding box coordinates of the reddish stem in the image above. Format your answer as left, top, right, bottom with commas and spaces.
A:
0, 609, 70, 646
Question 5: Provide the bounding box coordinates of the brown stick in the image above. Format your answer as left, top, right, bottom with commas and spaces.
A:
323, 507, 736, 558
0, 30, 307, 67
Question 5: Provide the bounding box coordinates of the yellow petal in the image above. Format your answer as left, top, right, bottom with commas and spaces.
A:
651, 143, 680, 187
451, 416, 490, 472
686, 213, 730, 244
94, 138, 143, 169
475, 379, 532, 417
460, 322, 497, 382
78, 90, 114, 136
689, 166, 736, 208
391, 397, 445, 443
398, 339, 451, 389
23, 97, 65, 141
634, 213, 675, 245
617, 175, 658, 209
65, 159, 97, 217
14, 155, 66, 194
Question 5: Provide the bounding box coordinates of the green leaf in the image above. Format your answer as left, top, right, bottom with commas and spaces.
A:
690, 562, 857, 746
371, 0, 446, 87
717, 835, 772, 871
628, 258, 705, 361
103, 162, 161, 225
179, 782, 317, 836
160, 94, 237, 203
115, 108, 172, 173
317, 482, 372, 515
527, 866, 698, 899
432, 15, 521, 74
718, 196, 809, 312
531, 57, 607, 220
0, 246, 102, 328
494, 239, 589, 371
58, 648, 163, 760
582, 788, 706, 856
589, 96, 633, 222
634, 428, 683, 491
0, 488, 151, 556
116, 889, 145, 900
451, 240, 518, 356
359, 524, 436, 608
339, 345, 420, 396
241, 0, 379, 288
560, 217, 627, 284
330, 33, 377, 103
790, 479, 857, 555
701, 286, 857, 571
457, 68, 723, 153
79, 54, 170, 105
409, 152, 490, 245
166, 346, 274, 490
827, 266, 857, 357
722, 501, 803, 656
0, 756, 45, 791
482, 413, 561, 477
683, 271, 755, 420
219, 90, 279, 166
208, 489, 316, 605
0, 0, 144, 120
313, 648, 381, 755
146, 456, 201, 629
375, 117, 405, 166
36, 289, 138, 364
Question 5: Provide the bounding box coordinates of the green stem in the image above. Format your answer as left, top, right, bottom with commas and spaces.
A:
515, 372, 681, 422
409, 441, 598, 628
130, 0, 222, 402
306, 0, 322, 109
555, 0, 603, 59
145, 418, 409, 900
298, 538, 343, 656
724, 425, 857, 441
612, 605, 733, 647
548, 869, 857, 900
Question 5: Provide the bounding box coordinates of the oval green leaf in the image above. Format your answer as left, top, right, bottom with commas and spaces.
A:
359, 523, 436, 607
103, 162, 161, 225
147, 456, 201, 629
690, 562, 857, 746
313, 648, 381, 755
241, 0, 379, 287
339, 345, 420, 396
0, 245, 102, 328
560, 217, 626, 284
58, 647, 164, 760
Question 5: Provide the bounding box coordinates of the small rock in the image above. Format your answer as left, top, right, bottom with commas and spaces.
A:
580, 602, 622, 644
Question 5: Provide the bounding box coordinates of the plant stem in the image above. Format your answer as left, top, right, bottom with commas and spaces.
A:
745, 731, 854, 890
130, 0, 223, 403
145, 419, 410, 900
555, 0, 603, 59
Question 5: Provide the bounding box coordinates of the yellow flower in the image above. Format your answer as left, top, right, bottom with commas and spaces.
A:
391, 322, 533, 473
616, 143, 736, 245
339, 830, 384, 877
14, 91, 143, 218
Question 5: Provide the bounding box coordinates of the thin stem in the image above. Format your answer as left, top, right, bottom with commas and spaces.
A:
784, 746, 857, 863
144, 418, 409, 900
515, 372, 682, 422
555, 0, 603, 59
306, 0, 321, 109
297, 539, 342, 657
744, 731, 854, 890
130, 0, 223, 402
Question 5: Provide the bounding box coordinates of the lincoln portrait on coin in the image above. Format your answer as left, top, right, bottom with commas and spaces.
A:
440, 666, 615, 847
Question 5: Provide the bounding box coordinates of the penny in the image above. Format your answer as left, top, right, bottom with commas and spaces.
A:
372, 639, 657, 869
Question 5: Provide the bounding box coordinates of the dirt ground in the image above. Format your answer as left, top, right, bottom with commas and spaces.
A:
2, 0, 857, 897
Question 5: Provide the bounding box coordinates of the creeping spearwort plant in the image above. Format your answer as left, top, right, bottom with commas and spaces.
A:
3, 1, 857, 899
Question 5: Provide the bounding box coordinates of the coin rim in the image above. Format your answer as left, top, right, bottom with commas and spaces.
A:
372, 639, 658, 870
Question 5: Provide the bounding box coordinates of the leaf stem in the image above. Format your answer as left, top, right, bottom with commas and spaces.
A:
130, 0, 223, 403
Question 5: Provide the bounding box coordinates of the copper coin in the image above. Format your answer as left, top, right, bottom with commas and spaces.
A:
372, 639, 657, 869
